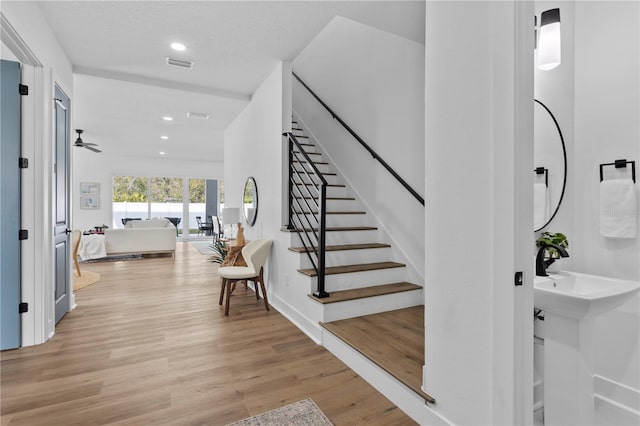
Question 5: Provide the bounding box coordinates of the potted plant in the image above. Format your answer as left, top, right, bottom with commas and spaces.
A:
210, 240, 229, 264
536, 232, 569, 259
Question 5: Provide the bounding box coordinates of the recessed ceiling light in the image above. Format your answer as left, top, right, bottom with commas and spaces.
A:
186, 112, 210, 120
160, 136, 169, 140
170, 42, 186, 51
162, 116, 173, 121
159, 151, 166, 155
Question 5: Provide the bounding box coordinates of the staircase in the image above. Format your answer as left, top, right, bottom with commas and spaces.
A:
283, 118, 423, 323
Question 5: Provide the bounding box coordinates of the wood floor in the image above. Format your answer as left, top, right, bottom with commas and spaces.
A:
321, 307, 434, 403
0, 242, 415, 425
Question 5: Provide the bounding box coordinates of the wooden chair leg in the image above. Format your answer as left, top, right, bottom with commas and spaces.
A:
253, 280, 259, 300
74, 257, 82, 277
224, 279, 233, 316
219, 278, 226, 305
258, 269, 269, 312
259, 280, 269, 312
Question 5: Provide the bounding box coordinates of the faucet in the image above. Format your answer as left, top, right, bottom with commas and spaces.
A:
536, 243, 569, 277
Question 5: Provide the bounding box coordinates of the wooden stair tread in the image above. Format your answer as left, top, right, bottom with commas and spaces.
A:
293, 171, 337, 176
293, 160, 328, 165
295, 183, 345, 187
284, 226, 377, 233
309, 282, 421, 304
288, 243, 391, 253
298, 261, 405, 277
320, 307, 435, 404
293, 211, 366, 215
293, 150, 320, 155
294, 196, 355, 201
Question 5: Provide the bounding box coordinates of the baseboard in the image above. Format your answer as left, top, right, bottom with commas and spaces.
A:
268, 291, 322, 344
594, 374, 640, 419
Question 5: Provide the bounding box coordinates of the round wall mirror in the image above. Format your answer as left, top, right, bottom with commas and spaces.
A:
243, 177, 258, 226
534, 99, 567, 232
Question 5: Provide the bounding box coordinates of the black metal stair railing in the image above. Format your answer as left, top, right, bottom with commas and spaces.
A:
293, 71, 424, 206
284, 132, 329, 298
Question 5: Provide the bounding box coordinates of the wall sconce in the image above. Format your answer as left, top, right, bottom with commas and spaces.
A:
535, 8, 561, 71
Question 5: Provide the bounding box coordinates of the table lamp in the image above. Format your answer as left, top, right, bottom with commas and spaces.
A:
221, 207, 240, 239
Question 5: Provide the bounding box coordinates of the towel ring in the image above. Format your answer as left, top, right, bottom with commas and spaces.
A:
534, 167, 549, 187
599, 159, 636, 183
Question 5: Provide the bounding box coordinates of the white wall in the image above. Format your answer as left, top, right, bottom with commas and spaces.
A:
72, 148, 222, 231
224, 62, 328, 342
2, 2, 74, 345
292, 17, 425, 279
574, 1, 640, 414
424, 2, 533, 424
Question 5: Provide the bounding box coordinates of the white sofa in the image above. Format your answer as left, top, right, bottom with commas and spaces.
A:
104, 218, 176, 256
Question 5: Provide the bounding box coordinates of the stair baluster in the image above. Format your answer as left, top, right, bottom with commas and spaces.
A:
285, 132, 329, 298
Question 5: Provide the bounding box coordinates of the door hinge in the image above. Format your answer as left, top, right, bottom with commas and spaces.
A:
19, 303, 28, 314
19, 229, 28, 240
19, 158, 29, 169
18, 84, 28, 96
514, 271, 523, 286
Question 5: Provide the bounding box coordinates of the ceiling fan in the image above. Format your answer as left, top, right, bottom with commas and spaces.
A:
74, 129, 102, 153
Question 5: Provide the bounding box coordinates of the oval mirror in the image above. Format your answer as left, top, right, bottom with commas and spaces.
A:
243, 177, 258, 226
534, 99, 567, 232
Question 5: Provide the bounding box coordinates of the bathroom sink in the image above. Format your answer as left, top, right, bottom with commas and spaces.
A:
534, 271, 640, 319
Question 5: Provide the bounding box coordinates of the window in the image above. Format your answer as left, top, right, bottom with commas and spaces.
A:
112, 176, 221, 239
112, 176, 149, 225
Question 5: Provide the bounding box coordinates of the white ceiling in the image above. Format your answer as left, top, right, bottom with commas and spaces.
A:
37, 1, 425, 162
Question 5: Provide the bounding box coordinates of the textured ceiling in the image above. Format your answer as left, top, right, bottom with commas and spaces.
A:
36, 1, 425, 162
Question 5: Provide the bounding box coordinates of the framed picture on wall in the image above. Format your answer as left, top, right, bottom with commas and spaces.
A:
80, 195, 100, 209
80, 182, 100, 195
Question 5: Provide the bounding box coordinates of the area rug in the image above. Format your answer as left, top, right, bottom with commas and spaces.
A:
191, 240, 214, 255
73, 270, 100, 291
81, 254, 143, 263
226, 399, 333, 426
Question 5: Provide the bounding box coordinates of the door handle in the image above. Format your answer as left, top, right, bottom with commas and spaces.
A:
65, 228, 72, 234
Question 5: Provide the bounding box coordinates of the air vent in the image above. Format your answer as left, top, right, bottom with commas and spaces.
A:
186, 112, 210, 120
166, 57, 194, 69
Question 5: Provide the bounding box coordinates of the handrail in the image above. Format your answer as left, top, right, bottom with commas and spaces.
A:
284, 132, 329, 298
292, 71, 425, 206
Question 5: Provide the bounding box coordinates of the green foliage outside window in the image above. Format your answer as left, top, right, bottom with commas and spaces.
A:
189, 179, 206, 203
151, 177, 183, 202
112, 176, 149, 202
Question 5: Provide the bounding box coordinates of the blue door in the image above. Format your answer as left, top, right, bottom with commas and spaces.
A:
54, 86, 71, 324
1, 60, 22, 350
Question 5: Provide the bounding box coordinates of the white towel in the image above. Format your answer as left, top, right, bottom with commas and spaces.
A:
78, 234, 107, 260
600, 179, 637, 238
533, 183, 549, 229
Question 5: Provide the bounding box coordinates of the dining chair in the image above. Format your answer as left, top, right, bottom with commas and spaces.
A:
195, 216, 213, 236
72, 230, 82, 277
210, 216, 222, 241
218, 239, 272, 316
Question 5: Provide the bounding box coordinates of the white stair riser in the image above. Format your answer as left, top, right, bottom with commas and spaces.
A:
293, 162, 331, 174
291, 198, 362, 212
289, 229, 380, 246
293, 213, 371, 228
307, 267, 407, 292
294, 185, 347, 198
320, 290, 424, 322
294, 174, 341, 186
297, 246, 393, 269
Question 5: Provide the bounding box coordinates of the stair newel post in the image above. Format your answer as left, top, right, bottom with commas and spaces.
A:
285, 133, 295, 230
315, 183, 330, 298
